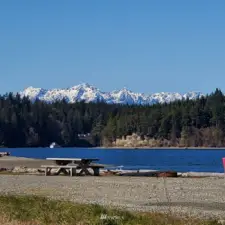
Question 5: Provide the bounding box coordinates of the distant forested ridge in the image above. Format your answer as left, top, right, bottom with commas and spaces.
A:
1, 89, 225, 148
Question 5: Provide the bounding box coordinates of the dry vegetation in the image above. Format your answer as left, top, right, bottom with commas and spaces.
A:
0, 195, 220, 225
112, 133, 177, 148
112, 131, 224, 148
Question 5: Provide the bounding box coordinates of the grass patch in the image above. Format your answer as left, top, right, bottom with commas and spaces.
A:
0, 195, 220, 225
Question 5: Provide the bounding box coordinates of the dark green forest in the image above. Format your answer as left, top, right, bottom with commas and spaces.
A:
1, 89, 225, 148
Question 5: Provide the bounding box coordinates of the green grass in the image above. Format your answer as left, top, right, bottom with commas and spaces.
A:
0, 195, 220, 225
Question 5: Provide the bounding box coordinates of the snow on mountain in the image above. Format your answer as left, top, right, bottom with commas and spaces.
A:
19, 83, 204, 105
22, 86, 48, 101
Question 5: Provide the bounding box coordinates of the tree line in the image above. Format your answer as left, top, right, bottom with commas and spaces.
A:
1, 89, 225, 148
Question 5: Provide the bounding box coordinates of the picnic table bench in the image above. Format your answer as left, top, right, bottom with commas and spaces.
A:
42, 158, 104, 176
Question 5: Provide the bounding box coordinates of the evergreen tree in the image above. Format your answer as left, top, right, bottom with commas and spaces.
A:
91, 114, 104, 146
102, 116, 117, 145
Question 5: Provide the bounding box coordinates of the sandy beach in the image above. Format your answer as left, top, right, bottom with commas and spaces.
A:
0, 156, 225, 220
1, 175, 225, 219
0, 156, 54, 169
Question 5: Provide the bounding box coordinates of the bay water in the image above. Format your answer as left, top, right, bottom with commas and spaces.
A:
2, 148, 225, 173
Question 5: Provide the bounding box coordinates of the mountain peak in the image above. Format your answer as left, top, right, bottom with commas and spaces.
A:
120, 87, 131, 92
72, 83, 98, 90
20, 83, 203, 105
112, 87, 131, 94
79, 83, 92, 88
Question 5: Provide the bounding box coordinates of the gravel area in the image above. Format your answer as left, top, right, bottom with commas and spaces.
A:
0, 156, 53, 169
1, 175, 225, 219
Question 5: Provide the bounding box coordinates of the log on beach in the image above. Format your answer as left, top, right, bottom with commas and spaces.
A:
118, 170, 178, 177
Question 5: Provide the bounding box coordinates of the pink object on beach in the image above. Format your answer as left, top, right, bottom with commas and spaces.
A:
222, 158, 225, 172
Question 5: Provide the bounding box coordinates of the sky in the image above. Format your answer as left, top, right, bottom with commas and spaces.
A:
0, 0, 225, 95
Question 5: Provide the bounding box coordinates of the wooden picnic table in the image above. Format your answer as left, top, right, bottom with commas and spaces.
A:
47, 157, 99, 165
43, 157, 103, 176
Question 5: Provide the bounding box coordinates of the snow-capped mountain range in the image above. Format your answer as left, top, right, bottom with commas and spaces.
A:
20, 83, 204, 105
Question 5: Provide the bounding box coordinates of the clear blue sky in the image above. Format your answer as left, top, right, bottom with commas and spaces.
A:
0, 0, 224, 94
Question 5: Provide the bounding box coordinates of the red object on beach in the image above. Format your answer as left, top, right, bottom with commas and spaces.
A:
222, 158, 225, 172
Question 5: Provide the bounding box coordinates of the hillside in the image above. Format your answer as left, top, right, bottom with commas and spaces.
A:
0, 89, 224, 148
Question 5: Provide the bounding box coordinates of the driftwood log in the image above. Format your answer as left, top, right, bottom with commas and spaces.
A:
118, 170, 178, 177
157, 171, 178, 177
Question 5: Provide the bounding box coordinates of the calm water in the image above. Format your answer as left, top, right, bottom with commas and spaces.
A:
2, 148, 225, 173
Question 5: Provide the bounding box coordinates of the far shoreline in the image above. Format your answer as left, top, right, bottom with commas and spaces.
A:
96, 146, 225, 150
2, 146, 225, 150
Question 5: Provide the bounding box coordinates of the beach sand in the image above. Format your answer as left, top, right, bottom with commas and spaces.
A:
0, 174, 225, 219
0, 156, 54, 169
1, 156, 225, 219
